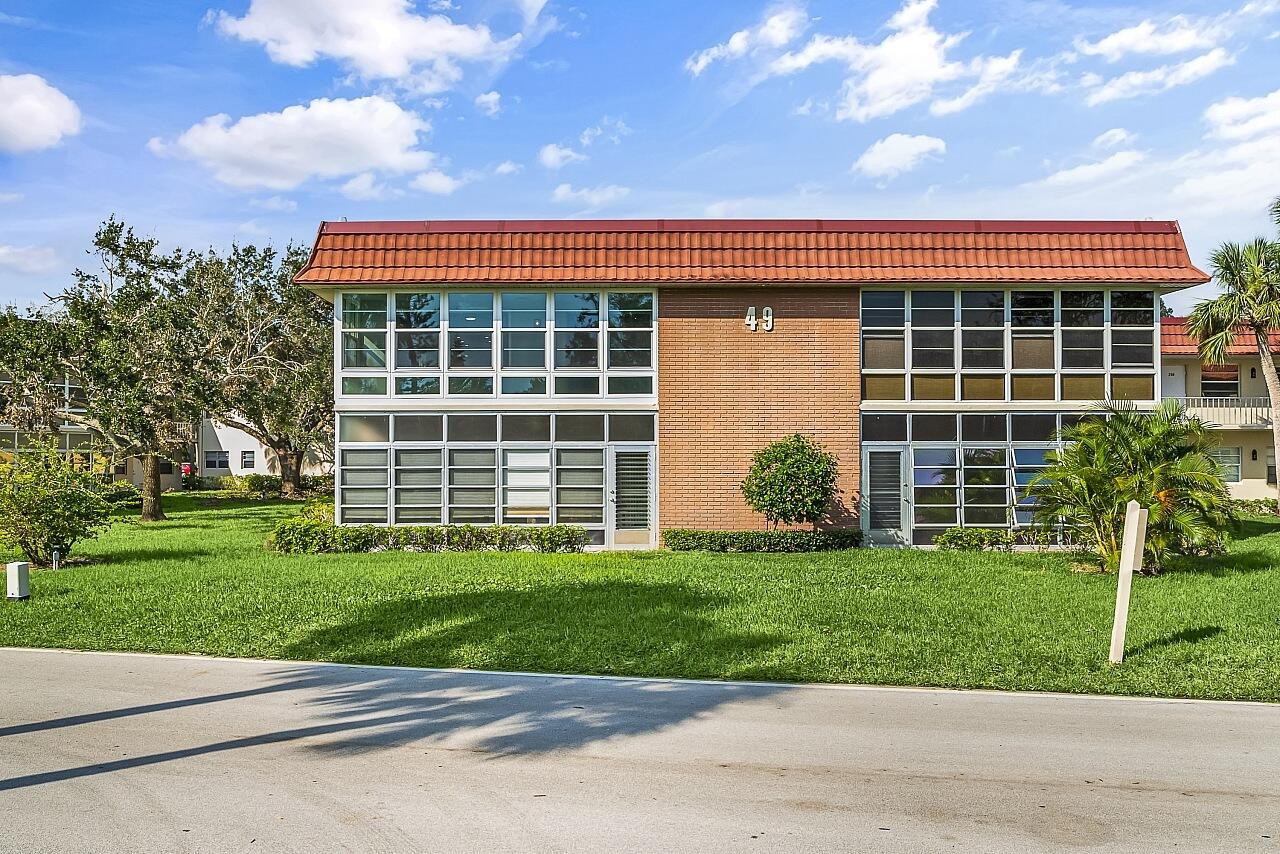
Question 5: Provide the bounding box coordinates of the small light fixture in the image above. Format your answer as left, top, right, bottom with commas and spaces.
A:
1253, 450, 1259, 461
1252, 368, 1257, 379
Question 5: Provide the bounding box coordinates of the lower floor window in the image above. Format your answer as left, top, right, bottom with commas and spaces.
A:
205, 450, 229, 469
336, 411, 654, 544
1210, 447, 1242, 483
863, 411, 1072, 545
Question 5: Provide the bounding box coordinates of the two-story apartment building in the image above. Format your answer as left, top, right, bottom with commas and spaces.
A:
296, 218, 1208, 547
1161, 317, 1280, 498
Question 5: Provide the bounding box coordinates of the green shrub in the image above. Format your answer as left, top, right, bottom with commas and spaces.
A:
299, 498, 335, 523
101, 480, 143, 508
0, 442, 113, 565
242, 474, 283, 497
266, 518, 591, 555
300, 473, 335, 493
740, 434, 840, 529
662, 528, 862, 552
1229, 497, 1279, 516
933, 527, 1015, 552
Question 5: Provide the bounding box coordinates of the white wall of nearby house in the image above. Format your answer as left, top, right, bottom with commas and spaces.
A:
1162, 355, 1277, 500
197, 417, 329, 480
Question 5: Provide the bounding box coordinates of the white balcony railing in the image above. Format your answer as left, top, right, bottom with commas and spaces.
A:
1173, 396, 1272, 428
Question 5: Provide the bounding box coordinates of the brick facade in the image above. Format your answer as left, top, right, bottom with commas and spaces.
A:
657, 287, 860, 533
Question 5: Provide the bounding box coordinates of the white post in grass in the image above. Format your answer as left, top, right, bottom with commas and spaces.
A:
6, 561, 30, 601
1109, 500, 1147, 665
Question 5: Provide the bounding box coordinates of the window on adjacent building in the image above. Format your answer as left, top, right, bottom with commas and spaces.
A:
204, 450, 229, 469
241, 450, 255, 469
1201, 365, 1239, 398
1210, 447, 1242, 482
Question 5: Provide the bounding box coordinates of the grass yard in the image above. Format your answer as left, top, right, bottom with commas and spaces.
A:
1, 494, 1278, 701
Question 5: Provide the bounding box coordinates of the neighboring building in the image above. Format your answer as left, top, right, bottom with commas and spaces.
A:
195, 418, 329, 481
1161, 317, 1280, 499
296, 218, 1208, 547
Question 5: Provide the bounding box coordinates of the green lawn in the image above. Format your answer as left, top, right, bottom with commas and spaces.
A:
2, 494, 1278, 701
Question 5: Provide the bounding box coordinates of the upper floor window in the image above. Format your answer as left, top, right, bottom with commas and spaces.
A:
861, 289, 1157, 403
338, 290, 656, 400
1201, 365, 1239, 398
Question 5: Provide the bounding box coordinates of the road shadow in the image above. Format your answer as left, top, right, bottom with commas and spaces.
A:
0, 581, 789, 790
1127, 625, 1224, 659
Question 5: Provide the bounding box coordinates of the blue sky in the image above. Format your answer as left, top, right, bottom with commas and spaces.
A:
2, 0, 1279, 312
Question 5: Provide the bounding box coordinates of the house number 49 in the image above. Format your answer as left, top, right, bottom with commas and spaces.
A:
745, 306, 774, 332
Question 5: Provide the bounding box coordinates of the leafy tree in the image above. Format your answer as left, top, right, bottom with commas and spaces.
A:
1188, 196, 1280, 509
0, 218, 201, 521
1028, 402, 1235, 572
0, 441, 112, 566
740, 434, 839, 530
184, 244, 332, 498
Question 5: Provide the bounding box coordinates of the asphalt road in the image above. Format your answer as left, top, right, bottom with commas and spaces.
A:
0, 648, 1276, 853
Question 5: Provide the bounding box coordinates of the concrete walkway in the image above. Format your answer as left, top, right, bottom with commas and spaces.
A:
0, 648, 1276, 853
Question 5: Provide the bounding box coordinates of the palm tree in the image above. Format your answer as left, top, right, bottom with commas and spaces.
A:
1028, 401, 1234, 572
1188, 197, 1280, 509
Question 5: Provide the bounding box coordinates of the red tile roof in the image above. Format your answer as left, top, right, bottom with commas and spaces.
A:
295, 219, 1210, 287
1162, 316, 1280, 356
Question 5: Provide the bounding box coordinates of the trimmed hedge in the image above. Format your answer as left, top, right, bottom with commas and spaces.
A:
662, 528, 863, 553
1229, 498, 1280, 516
267, 516, 591, 555
934, 527, 1015, 552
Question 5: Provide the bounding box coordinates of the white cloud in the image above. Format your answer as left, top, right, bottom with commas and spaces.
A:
251, 195, 298, 212
411, 169, 465, 194
930, 50, 1024, 116
427, 0, 456, 9
1204, 87, 1280, 140
150, 96, 433, 190
493, 160, 522, 175
1093, 128, 1137, 149
580, 116, 631, 146
707, 0, 1034, 122
0, 192, 23, 204
1032, 150, 1147, 187
0, 244, 59, 275
1073, 1, 1280, 62
1083, 48, 1233, 106
852, 133, 945, 180
475, 90, 502, 117
1075, 16, 1219, 63
686, 3, 808, 75
1173, 86, 1280, 215
538, 142, 587, 169
551, 182, 629, 207
0, 74, 81, 154
340, 171, 399, 200
214, 0, 535, 95
1172, 133, 1280, 216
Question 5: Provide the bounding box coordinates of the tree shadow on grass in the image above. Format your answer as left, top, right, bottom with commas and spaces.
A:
282, 579, 784, 681
0, 581, 790, 790
91, 547, 216, 566
1127, 625, 1224, 659
1162, 518, 1280, 576
1230, 517, 1280, 542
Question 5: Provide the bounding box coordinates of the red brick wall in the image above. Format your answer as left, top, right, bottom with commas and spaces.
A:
657, 287, 860, 533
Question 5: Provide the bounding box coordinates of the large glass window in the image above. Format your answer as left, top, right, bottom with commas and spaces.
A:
342, 332, 386, 369
396, 332, 439, 368
342, 293, 386, 329
396, 293, 440, 328
859, 288, 1157, 403
335, 413, 652, 534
